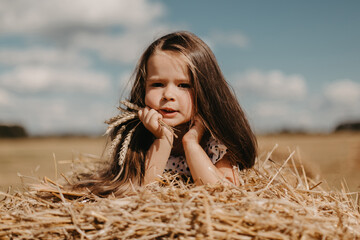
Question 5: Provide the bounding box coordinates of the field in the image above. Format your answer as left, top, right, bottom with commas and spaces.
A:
0, 137, 107, 193
0, 133, 359, 192
1, 133, 360, 238
258, 132, 360, 192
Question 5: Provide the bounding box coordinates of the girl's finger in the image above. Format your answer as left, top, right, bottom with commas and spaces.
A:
144, 108, 159, 125
148, 110, 161, 127
140, 107, 150, 122
138, 109, 143, 120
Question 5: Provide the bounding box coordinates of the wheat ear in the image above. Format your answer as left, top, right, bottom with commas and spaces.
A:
120, 100, 177, 138
118, 126, 136, 166
105, 112, 137, 135
120, 100, 142, 111
111, 126, 137, 182
107, 125, 127, 159
105, 112, 137, 125
106, 100, 179, 182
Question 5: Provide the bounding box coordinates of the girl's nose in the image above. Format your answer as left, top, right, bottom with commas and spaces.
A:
162, 86, 175, 101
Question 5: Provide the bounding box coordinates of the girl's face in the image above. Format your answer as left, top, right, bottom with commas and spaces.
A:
145, 51, 194, 127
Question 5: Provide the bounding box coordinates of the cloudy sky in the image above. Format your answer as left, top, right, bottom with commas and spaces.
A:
0, 0, 359, 135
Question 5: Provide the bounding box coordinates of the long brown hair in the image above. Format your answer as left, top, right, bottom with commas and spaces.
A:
74, 31, 257, 196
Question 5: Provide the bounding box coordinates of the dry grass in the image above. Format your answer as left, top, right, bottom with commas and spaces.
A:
0, 137, 106, 192
1, 146, 359, 239
258, 133, 360, 192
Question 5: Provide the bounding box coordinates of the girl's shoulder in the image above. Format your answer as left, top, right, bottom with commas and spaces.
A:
205, 135, 228, 165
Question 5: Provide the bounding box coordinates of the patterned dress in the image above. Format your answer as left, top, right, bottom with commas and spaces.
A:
164, 137, 228, 177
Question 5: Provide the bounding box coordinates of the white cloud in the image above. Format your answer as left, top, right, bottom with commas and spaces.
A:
233, 69, 307, 100
0, 0, 171, 135
29, 100, 109, 135
0, 88, 13, 106
0, 47, 90, 67
207, 30, 249, 49
253, 101, 290, 118
249, 79, 360, 133
0, 66, 111, 94
324, 79, 360, 106
0, 0, 165, 34
1, 96, 112, 135
0, 0, 173, 64
250, 101, 316, 133
313, 79, 360, 130
71, 26, 171, 63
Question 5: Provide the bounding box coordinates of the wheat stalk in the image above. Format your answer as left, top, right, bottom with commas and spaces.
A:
105, 112, 137, 135
106, 100, 177, 138
118, 126, 136, 167
159, 119, 178, 138
105, 112, 137, 125
120, 100, 142, 111
111, 126, 137, 182
105, 100, 178, 182
119, 101, 177, 137
107, 125, 127, 160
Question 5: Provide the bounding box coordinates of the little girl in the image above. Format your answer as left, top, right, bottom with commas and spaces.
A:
77, 31, 257, 196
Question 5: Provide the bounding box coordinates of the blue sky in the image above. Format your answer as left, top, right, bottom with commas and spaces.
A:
0, 0, 359, 135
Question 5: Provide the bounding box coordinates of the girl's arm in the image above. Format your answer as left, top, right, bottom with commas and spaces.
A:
138, 107, 173, 185
182, 118, 239, 185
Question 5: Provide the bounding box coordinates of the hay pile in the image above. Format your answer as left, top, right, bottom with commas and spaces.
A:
1, 147, 359, 239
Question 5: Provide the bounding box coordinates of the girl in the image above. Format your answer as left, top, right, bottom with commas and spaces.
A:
76, 31, 257, 196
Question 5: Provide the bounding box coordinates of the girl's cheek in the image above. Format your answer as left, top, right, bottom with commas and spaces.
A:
144, 94, 151, 107
144, 89, 159, 107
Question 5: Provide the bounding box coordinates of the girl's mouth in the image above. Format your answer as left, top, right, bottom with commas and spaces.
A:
159, 108, 178, 117
162, 109, 176, 113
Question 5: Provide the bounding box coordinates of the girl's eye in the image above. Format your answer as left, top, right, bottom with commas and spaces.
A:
178, 83, 191, 88
151, 83, 163, 87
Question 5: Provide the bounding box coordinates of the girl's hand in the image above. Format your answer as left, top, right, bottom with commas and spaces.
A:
182, 116, 205, 145
138, 107, 173, 142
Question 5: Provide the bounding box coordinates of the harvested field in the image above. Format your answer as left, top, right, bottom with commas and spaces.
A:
1, 133, 359, 192
1, 146, 360, 239
0, 137, 106, 192
258, 133, 360, 192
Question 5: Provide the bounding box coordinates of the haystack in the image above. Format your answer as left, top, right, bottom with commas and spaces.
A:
1, 146, 359, 239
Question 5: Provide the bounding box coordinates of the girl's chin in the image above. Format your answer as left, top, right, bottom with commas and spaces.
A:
162, 120, 191, 128
174, 122, 192, 131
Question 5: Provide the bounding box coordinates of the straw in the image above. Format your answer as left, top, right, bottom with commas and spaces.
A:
1, 147, 359, 239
